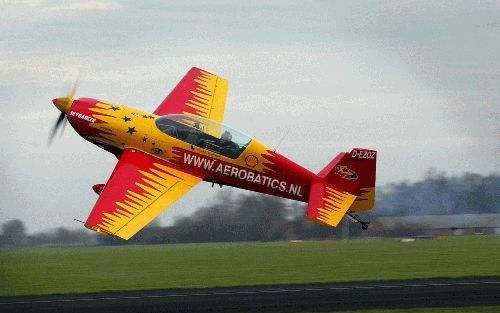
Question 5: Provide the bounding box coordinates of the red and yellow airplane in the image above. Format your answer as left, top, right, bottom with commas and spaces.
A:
51, 67, 377, 240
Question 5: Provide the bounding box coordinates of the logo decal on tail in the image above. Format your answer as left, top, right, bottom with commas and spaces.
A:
335, 165, 358, 181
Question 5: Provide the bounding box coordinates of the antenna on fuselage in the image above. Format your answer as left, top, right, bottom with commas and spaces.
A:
273, 126, 290, 153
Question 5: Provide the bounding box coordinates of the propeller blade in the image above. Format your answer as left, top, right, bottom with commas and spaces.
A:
48, 113, 66, 145
68, 71, 80, 101
69, 79, 79, 101
59, 115, 68, 137
50, 71, 80, 146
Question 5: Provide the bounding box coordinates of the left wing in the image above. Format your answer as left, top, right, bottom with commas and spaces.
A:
85, 149, 202, 240
154, 67, 229, 123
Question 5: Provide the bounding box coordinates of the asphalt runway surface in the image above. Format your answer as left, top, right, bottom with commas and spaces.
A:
1, 277, 499, 313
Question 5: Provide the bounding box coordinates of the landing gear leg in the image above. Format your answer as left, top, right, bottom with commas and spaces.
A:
210, 180, 224, 188
346, 211, 370, 230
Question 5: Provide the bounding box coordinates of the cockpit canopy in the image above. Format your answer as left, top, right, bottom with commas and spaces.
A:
155, 114, 252, 159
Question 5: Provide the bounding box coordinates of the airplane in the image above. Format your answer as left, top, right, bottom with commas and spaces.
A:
50, 67, 377, 240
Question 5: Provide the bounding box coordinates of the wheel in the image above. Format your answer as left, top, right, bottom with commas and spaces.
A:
361, 223, 369, 230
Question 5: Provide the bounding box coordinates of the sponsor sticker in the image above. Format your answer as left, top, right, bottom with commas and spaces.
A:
182, 152, 304, 197
245, 155, 259, 167
335, 165, 358, 181
69, 111, 96, 123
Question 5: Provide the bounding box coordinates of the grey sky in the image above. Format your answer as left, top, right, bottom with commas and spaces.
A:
0, 0, 498, 233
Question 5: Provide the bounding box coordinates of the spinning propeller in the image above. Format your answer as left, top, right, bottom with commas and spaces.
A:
49, 79, 79, 145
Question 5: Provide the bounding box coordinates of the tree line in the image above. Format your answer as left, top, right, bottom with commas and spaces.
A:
1, 171, 497, 248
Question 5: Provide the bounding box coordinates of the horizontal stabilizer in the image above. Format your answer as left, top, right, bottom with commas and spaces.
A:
307, 181, 356, 227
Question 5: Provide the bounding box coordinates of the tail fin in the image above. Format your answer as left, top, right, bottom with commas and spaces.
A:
307, 148, 377, 227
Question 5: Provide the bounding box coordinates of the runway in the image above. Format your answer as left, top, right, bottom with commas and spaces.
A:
1, 277, 499, 313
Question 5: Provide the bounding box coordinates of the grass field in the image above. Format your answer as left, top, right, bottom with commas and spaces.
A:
0, 235, 498, 296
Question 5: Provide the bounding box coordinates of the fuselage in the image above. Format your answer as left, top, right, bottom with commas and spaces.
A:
67, 97, 316, 202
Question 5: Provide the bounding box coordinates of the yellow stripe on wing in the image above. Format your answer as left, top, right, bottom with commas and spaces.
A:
183, 70, 228, 137
96, 162, 201, 239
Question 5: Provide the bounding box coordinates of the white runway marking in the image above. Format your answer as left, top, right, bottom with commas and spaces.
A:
428, 283, 452, 286
0, 281, 498, 305
143, 295, 164, 298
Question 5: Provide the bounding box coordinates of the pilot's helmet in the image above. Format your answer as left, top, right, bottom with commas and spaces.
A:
221, 130, 232, 142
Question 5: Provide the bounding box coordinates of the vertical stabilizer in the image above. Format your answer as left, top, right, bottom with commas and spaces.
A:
307, 148, 377, 227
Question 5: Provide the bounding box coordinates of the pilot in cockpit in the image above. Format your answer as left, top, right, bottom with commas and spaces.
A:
219, 130, 239, 157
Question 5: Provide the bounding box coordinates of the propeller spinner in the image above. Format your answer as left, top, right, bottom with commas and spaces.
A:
49, 79, 79, 145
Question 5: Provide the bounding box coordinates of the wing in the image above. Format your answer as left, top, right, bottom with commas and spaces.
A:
84, 149, 202, 240
154, 67, 229, 123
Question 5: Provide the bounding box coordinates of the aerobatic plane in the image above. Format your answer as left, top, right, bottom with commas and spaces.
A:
50, 67, 377, 240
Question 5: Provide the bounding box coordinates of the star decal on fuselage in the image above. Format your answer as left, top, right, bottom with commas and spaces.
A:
109, 106, 120, 111
122, 116, 131, 122
142, 136, 148, 142
127, 127, 136, 135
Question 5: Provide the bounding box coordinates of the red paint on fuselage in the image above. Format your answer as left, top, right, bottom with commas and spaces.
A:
170, 147, 314, 202
67, 98, 110, 140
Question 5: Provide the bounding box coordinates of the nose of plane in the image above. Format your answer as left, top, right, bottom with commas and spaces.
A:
52, 97, 72, 113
